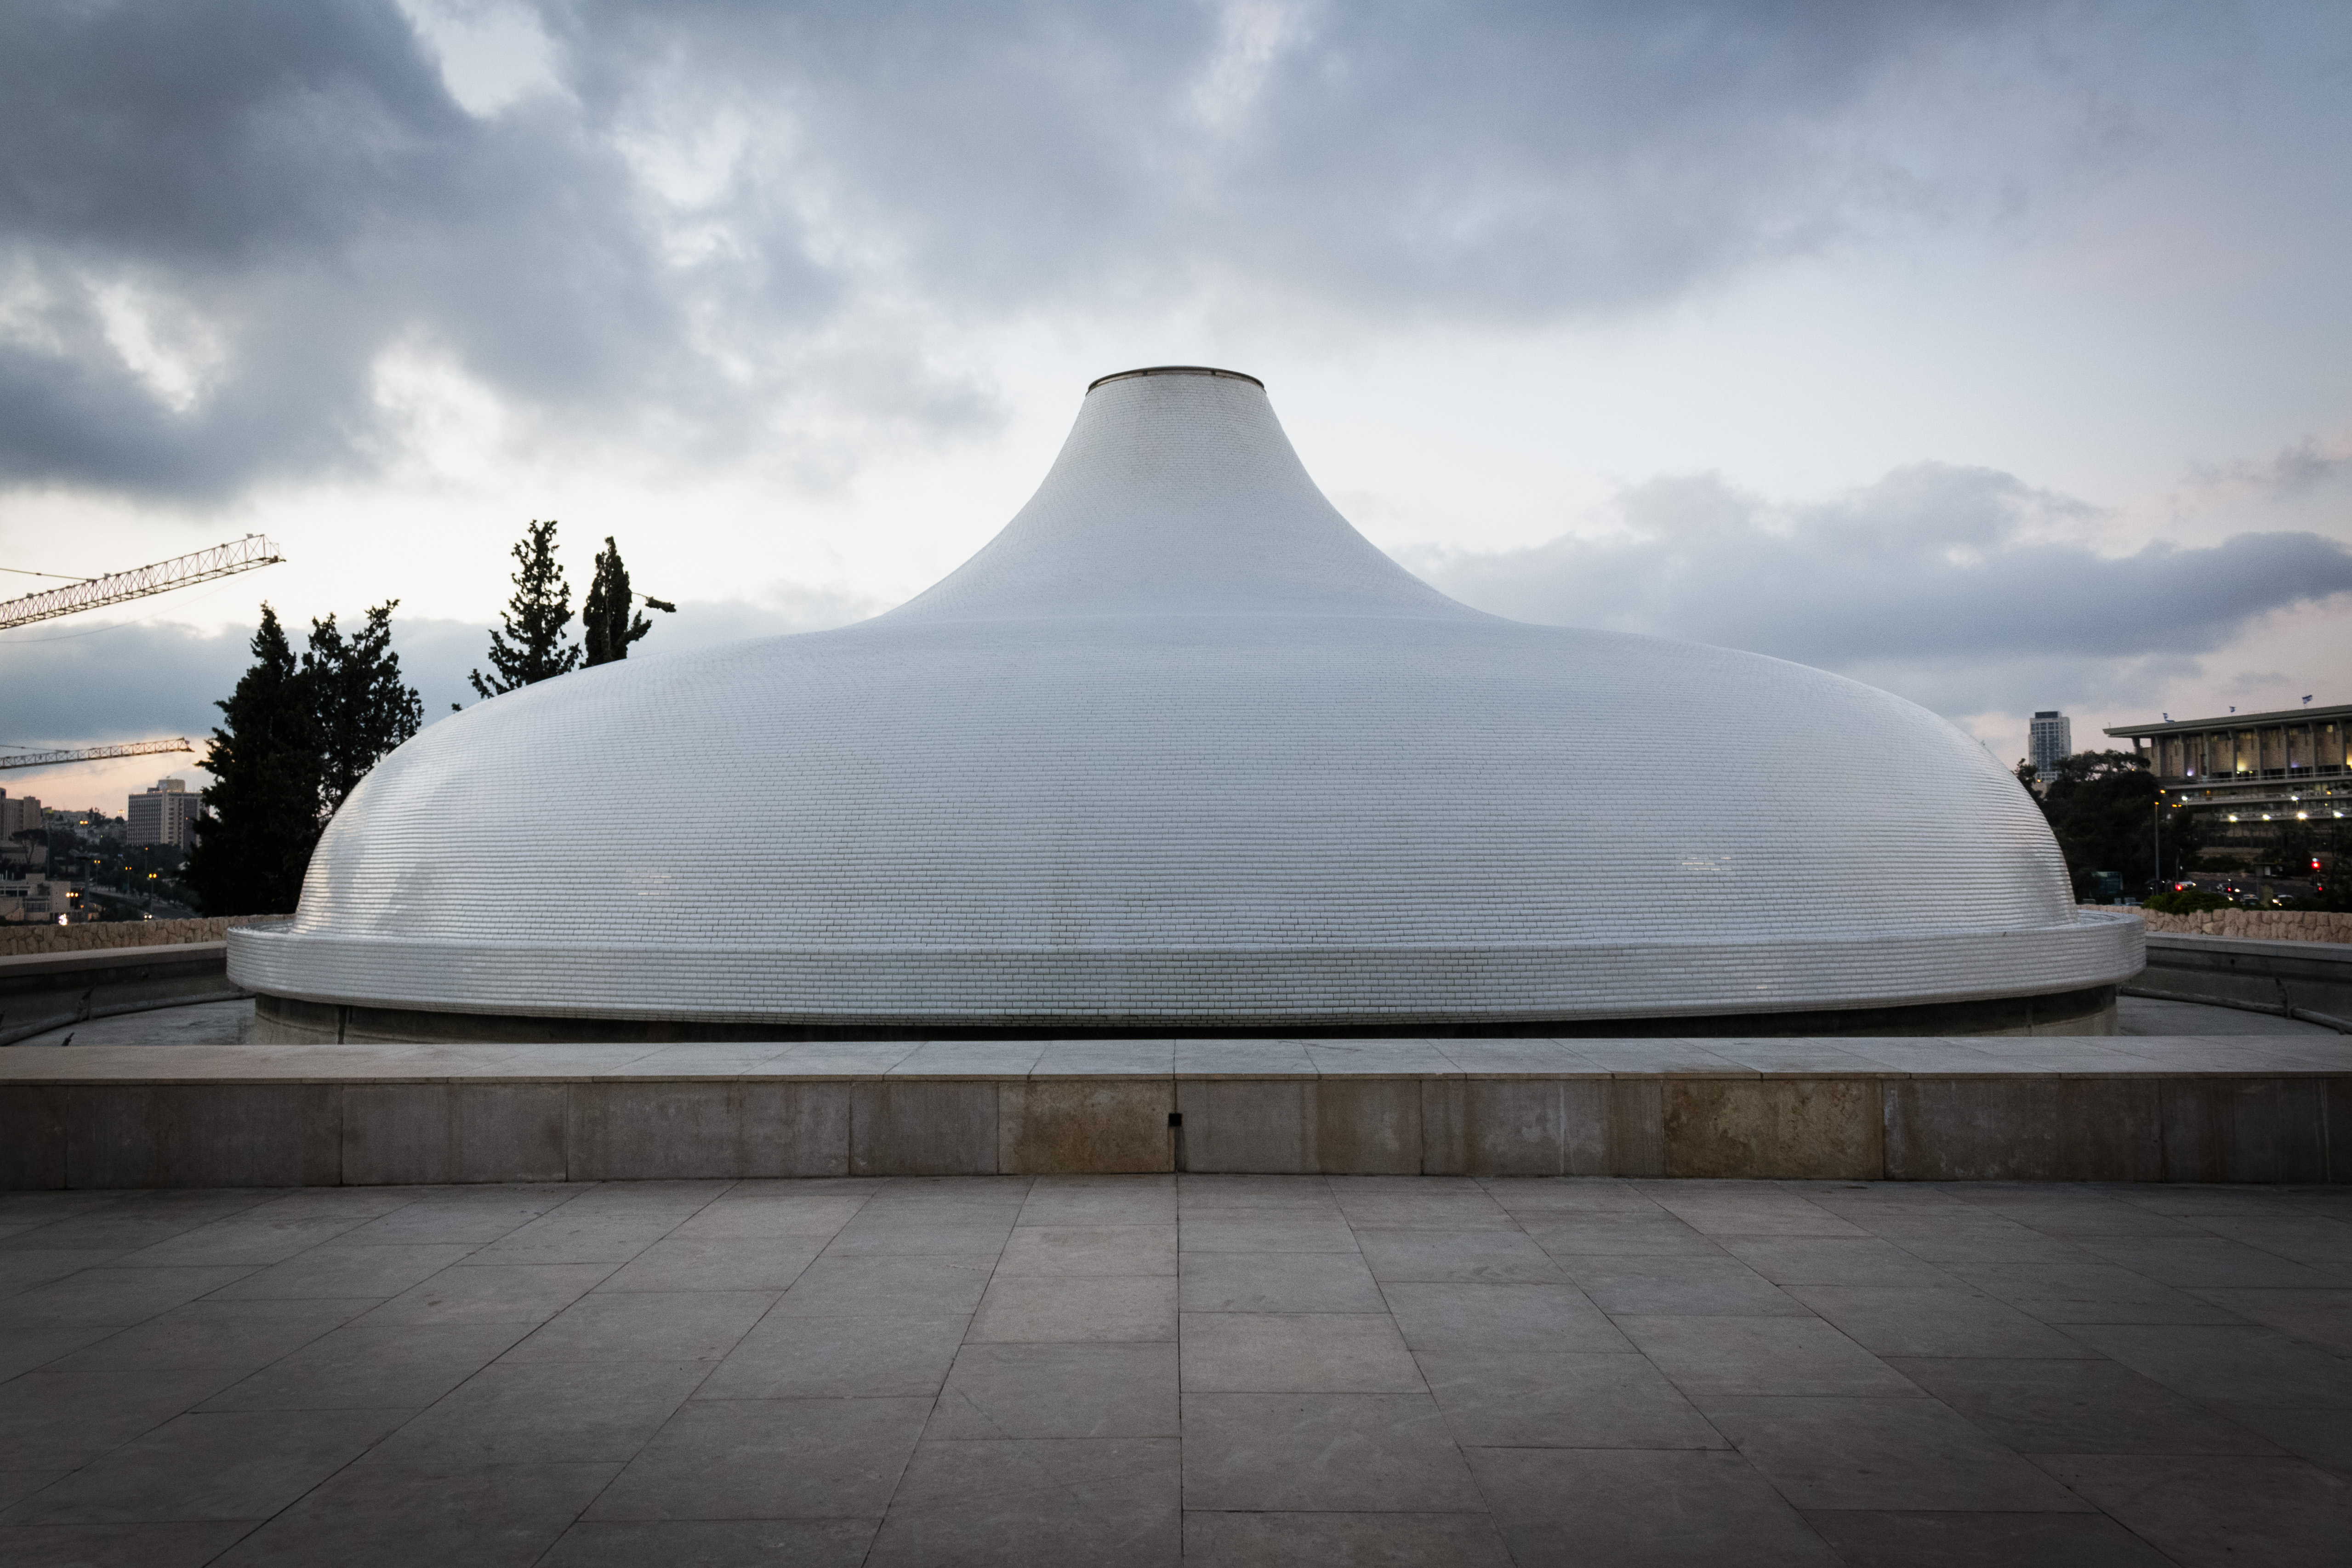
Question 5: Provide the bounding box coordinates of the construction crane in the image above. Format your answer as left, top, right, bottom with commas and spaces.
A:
0, 535, 284, 632
0, 738, 195, 772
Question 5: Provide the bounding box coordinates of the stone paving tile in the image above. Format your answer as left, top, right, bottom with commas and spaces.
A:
968, 1275, 1176, 1342
866, 1437, 1179, 1567
2062, 1323, 2352, 1407
1181, 1391, 1481, 1512
594, 1235, 826, 1293
697, 1314, 969, 1400
1640, 1187, 1867, 1238
2182, 1287, 2352, 1353
2036, 1454, 2352, 1568
770, 1254, 994, 1318
1351, 1225, 1565, 1283
671, 1193, 868, 1240
3, 1407, 407, 1524
1946, 1262, 2247, 1326
0, 1326, 117, 1382
1380, 1281, 1633, 1353
1179, 1250, 1385, 1312
926, 1342, 1178, 1439
1521, 1215, 1728, 1257
0, 1251, 136, 1301
1465, 1446, 1837, 1567
1015, 1176, 1175, 1227
538, 1518, 877, 1567
1800, 1509, 2175, 1567
1180, 1510, 1513, 1567
1418, 1349, 1724, 1449
6, 1175, 2352, 1562
2073, 1235, 2345, 1289
0, 1368, 246, 1471
1892, 1357, 2283, 1456
1720, 1236, 1961, 1287
499, 1289, 774, 1363
1785, 1284, 2100, 1358
112, 1216, 368, 1269
994, 1224, 1175, 1277
1177, 1216, 1359, 1252
335, 1187, 580, 1247
1699, 1395, 2098, 1512
216, 1458, 620, 1567
1555, 1254, 1811, 1317
209, 1242, 481, 1300
360, 1262, 619, 1327
44, 1296, 372, 1375
586, 1397, 930, 1521
1477, 1178, 1664, 1216
197, 1322, 533, 1413
0, 1266, 257, 1330
1181, 1312, 1421, 1393
366, 1360, 710, 1469
2216, 1406, 2352, 1477
1615, 1315, 1924, 1399
0, 1520, 258, 1568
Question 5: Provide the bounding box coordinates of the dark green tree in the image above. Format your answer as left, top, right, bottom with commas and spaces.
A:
581, 536, 658, 667
307, 601, 426, 816
2019, 749, 2196, 900
469, 519, 580, 698
185, 605, 321, 915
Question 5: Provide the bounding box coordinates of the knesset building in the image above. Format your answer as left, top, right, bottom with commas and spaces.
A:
233, 368, 2142, 1042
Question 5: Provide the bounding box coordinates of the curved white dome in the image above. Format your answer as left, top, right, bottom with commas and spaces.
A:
232, 367, 2140, 1032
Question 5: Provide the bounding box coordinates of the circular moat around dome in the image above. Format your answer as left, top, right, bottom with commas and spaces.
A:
232, 367, 2142, 1042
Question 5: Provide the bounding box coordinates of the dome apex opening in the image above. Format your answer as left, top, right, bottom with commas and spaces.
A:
1087, 365, 1265, 392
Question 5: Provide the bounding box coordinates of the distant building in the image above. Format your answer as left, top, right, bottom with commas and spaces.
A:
2028, 711, 2072, 779
128, 777, 199, 851
2105, 702, 2349, 819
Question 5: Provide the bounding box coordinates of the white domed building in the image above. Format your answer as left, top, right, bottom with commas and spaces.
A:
234, 367, 2141, 1042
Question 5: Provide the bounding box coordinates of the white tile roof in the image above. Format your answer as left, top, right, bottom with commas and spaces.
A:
232, 370, 2141, 1026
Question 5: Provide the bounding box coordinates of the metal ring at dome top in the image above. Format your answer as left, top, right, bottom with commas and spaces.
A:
1087, 365, 1265, 392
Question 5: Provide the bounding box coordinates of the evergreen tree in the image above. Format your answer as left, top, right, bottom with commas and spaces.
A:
581, 536, 656, 667
307, 601, 426, 816
469, 519, 580, 698
185, 605, 320, 915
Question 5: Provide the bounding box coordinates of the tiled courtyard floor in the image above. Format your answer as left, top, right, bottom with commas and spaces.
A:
1, 1175, 2347, 1567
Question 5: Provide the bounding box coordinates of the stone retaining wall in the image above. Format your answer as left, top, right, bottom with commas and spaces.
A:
2090, 907, 2352, 945
0, 916, 286, 960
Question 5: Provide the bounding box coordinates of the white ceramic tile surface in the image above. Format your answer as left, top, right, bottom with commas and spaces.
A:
231, 371, 2141, 1026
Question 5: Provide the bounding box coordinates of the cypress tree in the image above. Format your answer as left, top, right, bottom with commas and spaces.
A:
307, 601, 426, 817
186, 605, 320, 915
469, 519, 581, 698
582, 536, 663, 667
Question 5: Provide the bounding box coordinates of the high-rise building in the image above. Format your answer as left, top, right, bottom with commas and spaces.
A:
128, 777, 199, 850
0, 790, 41, 870
2029, 711, 2072, 779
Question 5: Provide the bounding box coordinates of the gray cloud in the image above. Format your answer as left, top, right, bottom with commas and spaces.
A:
0, 0, 2044, 499
1410, 462, 2352, 710
0, 585, 876, 753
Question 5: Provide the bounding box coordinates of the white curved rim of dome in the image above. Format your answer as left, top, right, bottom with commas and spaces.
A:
228, 910, 2143, 1026
1085, 365, 1265, 392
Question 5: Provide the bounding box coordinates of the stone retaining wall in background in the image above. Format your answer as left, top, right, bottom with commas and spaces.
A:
2092, 906, 2352, 945
0, 916, 286, 959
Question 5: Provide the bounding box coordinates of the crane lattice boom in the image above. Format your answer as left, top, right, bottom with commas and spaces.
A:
0, 738, 195, 772
0, 536, 284, 631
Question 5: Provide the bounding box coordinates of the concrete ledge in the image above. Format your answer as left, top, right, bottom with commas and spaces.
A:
2136, 933, 2352, 1032
0, 942, 246, 1047
3, 1035, 2347, 1187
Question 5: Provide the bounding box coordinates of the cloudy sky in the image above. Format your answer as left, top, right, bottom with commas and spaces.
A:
5, 0, 2349, 810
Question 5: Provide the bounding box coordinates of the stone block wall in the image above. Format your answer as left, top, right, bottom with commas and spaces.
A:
2095, 907, 2352, 945
0, 916, 286, 959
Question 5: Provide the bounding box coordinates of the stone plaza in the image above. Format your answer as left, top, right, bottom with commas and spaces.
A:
3, 1164, 2349, 1566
